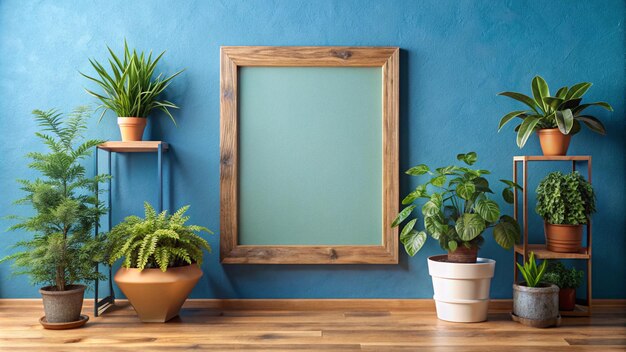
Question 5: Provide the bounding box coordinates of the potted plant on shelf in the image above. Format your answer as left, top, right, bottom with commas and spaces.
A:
543, 261, 584, 311
1, 108, 108, 329
81, 40, 184, 141
513, 252, 559, 327
536, 171, 596, 253
105, 202, 212, 322
497, 75, 613, 155
391, 152, 521, 322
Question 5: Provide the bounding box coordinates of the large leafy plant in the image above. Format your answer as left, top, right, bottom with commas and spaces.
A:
81, 40, 184, 123
536, 171, 595, 225
1, 108, 108, 290
498, 75, 613, 148
391, 152, 521, 256
106, 202, 212, 271
543, 262, 584, 289
517, 252, 548, 287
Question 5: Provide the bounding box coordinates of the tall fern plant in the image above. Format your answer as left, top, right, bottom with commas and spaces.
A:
1, 108, 108, 291
106, 203, 212, 271
81, 40, 184, 123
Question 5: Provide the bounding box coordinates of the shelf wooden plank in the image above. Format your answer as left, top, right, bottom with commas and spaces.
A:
514, 244, 590, 259
98, 141, 168, 152
513, 155, 591, 161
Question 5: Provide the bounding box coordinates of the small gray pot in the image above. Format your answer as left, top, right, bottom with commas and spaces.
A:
513, 283, 559, 327
39, 284, 86, 323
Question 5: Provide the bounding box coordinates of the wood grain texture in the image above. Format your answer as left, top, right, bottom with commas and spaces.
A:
0, 299, 624, 351
97, 141, 168, 153
219, 47, 399, 264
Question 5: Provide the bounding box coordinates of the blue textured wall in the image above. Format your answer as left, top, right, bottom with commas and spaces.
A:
0, 0, 624, 299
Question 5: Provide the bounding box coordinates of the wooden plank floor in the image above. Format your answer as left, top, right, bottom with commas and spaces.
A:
0, 300, 625, 351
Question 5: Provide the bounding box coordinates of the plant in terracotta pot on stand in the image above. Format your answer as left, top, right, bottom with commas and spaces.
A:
497, 75, 612, 155
392, 152, 521, 323
1, 108, 108, 329
513, 252, 560, 328
105, 202, 212, 322
543, 262, 584, 311
536, 171, 596, 253
81, 40, 184, 141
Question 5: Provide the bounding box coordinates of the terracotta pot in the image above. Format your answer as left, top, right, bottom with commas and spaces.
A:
428, 255, 495, 322
117, 117, 147, 141
536, 128, 571, 156
544, 222, 583, 253
559, 287, 576, 311
114, 264, 203, 322
39, 284, 86, 323
447, 245, 478, 263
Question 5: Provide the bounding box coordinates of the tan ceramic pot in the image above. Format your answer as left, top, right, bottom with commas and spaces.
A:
544, 222, 583, 253
536, 128, 571, 156
114, 264, 202, 322
117, 117, 147, 141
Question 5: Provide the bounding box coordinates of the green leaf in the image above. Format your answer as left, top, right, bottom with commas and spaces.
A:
566, 82, 592, 99
422, 200, 441, 217
473, 177, 493, 193
502, 188, 514, 204
555, 86, 568, 98
430, 175, 447, 187
455, 213, 486, 241
493, 221, 518, 249
436, 166, 458, 175
406, 164, 429, 176
516, 115, 541, 148
456, 152, 477, 165
448, 240, 458, 252
498, 91, 539, 113
401, 230, 427, 257
542, 97, 564, 111
498, 110, 527, 132
499, 179, 522, 190
558, 98, 582, 111
391, 205, 416, 227
531, 76, 550, 112
572, 102, 613, 115
555, 109, 574, 134
576, 115, 607, 135
456, 181, 476, 200
475, 199, 500, 223
400, 218, 417, 238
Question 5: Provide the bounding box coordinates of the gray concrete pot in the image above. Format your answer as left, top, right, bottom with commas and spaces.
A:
39, 284, 86, 323
512, 283, 559, 327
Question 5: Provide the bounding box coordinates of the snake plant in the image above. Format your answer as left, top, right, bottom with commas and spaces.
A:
497, 76, 613, 148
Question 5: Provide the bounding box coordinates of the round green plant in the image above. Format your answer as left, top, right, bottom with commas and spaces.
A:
391, 152, 521, 256
81, 40, 184, 124
543, 261, 584, 289
535, 171, 595, 225
106, 202, 212, 271
497, 75, 612, 148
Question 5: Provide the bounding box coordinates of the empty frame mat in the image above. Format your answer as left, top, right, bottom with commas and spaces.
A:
220, 46, 399, 264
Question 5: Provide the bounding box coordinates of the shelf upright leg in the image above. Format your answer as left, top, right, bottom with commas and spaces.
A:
587, 157, 592, 314
94, 147, 99, 317
107, 151, 114, 304
513, 159, 519, 283
522, 159, 528, 262
158, 143, 163, 213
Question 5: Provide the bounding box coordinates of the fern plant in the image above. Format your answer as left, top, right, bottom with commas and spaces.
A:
1, 108, 108, 291
106, 203, 212, 271
516, 252, 548, 287
536, 171, 595, 225
81, 40, 184, 123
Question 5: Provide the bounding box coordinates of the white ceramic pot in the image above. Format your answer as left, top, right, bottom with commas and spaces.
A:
427, 255, 496, 323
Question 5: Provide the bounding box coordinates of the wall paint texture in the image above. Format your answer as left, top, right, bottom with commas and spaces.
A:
0, 0, 624, 299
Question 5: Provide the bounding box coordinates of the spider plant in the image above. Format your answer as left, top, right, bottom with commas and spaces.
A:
81, 40, 184, 124
497, 76, 613, 148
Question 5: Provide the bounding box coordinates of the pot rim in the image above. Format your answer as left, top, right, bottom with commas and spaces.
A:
544, 221, 585, 228
536, 128, 568, 135
39, 284, 86, 295
428, 254, 495, 266
117, 263, 200, 272
513, 282, 559, 293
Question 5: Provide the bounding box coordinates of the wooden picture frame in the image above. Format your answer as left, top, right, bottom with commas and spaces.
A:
220, 46, 399, 264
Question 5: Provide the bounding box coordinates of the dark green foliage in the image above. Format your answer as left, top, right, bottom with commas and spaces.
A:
81, 40, 184, 123
106, 203, 212, 272
536, 171, 596, 225
543, 262, 584, 289
517, 252, 548, 287
392, 152, 521, 256
1, 108, 108, 291
498, 75, 613, 148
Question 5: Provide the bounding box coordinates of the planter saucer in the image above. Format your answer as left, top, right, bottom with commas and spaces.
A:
39, 315, 89, 330
511, 312, 561, 328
